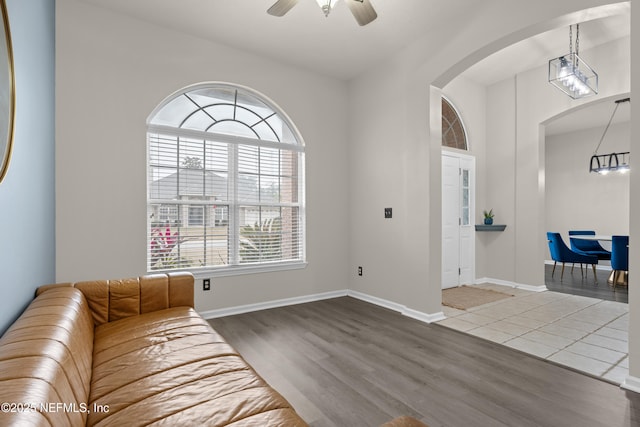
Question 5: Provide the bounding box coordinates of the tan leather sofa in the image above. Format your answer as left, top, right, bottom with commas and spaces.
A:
0, 272, 308, 426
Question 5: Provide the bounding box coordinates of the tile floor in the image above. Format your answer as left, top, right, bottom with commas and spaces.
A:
437, 283, 629, 385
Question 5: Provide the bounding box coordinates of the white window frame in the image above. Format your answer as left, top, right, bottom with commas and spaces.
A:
147, 83, 306, 278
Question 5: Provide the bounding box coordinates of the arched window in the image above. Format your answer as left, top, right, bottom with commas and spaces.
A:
442, 97, 468, 151
147, 83, 305, 274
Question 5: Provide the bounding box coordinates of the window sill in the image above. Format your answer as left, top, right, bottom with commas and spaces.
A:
150, 261, 308, 279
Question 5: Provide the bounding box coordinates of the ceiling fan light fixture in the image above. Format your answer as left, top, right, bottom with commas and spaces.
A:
315, 0, 339, 17
268, 0, 377, 26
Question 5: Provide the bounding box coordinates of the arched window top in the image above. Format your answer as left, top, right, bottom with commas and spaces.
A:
149, 83, 301, 146
442, 97, 468, 151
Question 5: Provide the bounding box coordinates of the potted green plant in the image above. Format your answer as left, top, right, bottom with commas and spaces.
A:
483, 209, 494, 225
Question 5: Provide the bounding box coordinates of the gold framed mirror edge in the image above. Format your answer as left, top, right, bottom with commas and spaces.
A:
0, 0, 15, 184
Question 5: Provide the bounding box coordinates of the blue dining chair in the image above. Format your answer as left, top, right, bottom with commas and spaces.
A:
547, 232, 599, 282
610, 235, 629, 290
568, 230, 612, 260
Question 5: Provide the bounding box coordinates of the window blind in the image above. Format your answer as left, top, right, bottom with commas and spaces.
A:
147, 84, 305, 273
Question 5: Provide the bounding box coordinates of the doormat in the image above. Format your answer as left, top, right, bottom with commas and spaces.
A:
442, 285, 514, 310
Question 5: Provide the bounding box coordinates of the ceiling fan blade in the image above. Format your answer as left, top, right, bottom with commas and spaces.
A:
346, 0, 377, 26
267, 0, 299, 17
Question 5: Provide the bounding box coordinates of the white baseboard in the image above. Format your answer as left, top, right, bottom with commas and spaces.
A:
347, 290, 446, 323
200, 289, 445, 324
200, 274, 565, 321
475, 277, 547, 293
346, 290, 405, 313
199, 289, 348, 319
621, 375, 640, 393
200, 272, 568, 322
403, 307, 446, 323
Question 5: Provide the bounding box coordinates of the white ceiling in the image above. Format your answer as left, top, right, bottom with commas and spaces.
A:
77, 0, 470, 80
76, 0, 631, 134
461, 13, 630, 87
545, 97, 631, 137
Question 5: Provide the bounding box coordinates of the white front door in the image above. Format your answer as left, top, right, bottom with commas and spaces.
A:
442, 153, 475, 289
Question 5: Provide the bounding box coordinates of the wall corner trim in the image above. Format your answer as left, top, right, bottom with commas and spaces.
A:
346, 290, 404, 312
347, 290, 445, 323
403, 307, 446, 323
621, 375, 640, 394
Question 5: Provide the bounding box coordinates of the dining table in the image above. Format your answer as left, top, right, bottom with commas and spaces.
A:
572, 234, 628, 287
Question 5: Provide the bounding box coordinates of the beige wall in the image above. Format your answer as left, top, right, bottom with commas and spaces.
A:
483, 78, 518, 281
627, 0, 639, 388
56, 0, 350, 311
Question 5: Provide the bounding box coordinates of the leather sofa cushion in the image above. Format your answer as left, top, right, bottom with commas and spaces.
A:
0, 287, 95, 426
88, 306, 307, 426
37, 272, 194, 326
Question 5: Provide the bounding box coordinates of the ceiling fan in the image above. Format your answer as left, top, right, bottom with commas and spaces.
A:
268, 0, 377, 26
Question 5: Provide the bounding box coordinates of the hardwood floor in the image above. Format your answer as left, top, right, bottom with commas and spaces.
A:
209, 297, 640, 427
545, 264, 628, 303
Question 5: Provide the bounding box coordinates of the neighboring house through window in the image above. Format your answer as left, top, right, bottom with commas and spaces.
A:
147, 83, 305, 274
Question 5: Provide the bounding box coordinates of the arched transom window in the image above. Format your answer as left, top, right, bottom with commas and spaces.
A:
147, 83, 305, 274
442, 97, 468, 151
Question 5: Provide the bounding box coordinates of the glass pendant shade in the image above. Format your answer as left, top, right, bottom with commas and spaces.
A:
549, 53, 598, 99
315, 0, 340, 16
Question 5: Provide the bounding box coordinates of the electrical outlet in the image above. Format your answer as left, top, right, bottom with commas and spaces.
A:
384, 207, 392, 219
358, 266, 363, 276
203, 279, 211, 291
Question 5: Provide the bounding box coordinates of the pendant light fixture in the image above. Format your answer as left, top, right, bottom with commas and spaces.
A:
589, 98, 630, 175
548, 24, 598, 99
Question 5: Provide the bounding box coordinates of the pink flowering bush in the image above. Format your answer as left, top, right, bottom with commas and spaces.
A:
149, 224, 181, 269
